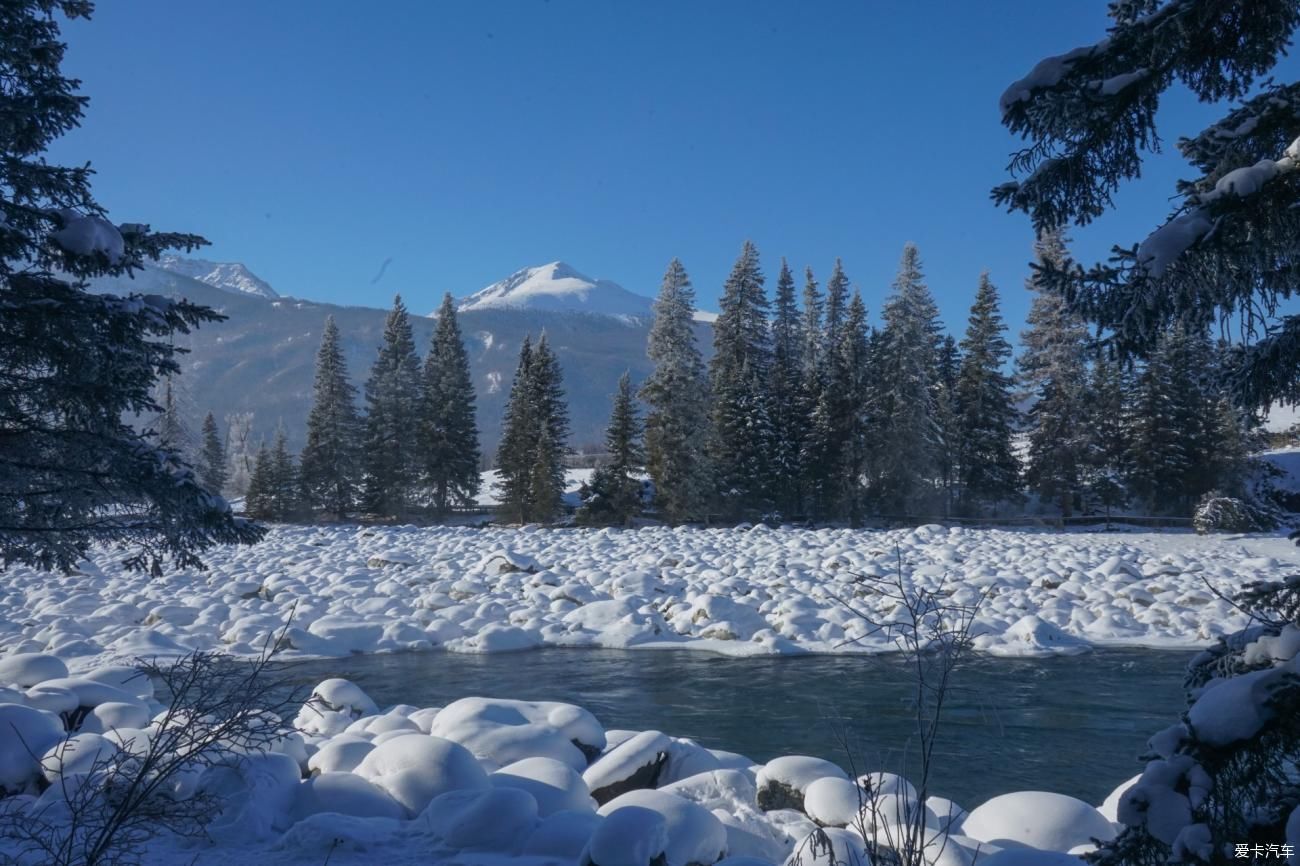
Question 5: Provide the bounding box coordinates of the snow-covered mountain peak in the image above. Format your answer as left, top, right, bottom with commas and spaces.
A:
454, 261, 653, 318
155, 254, 279, 299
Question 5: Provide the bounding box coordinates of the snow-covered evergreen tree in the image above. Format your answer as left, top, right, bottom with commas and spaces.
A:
767, 258, 805, 517
494, 334, 570, 523
1018, 231, 1092, 519
268, 423, 298, 520
526, 335, 570, 523
155, 377, 192, 461
0, 1, 261, 573
1083, 349, 1131, 519
362, 296, 422, 518
578, 372, 644, 526
495, 337, 536, 523
243, 439, 273, 521
641, 259, 711, 523
420, 294, 481, 516
197, 412, 227, 496
300, 316, 362, 520
995, 1, 1300, 407
873, 243, 943, 516
821, 258, 850, 359
955, 272, 1020, 514
708, 241, 773, 518
933, 334, 962, 516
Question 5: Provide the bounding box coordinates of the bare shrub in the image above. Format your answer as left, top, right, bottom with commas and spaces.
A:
0, 641, 305, 866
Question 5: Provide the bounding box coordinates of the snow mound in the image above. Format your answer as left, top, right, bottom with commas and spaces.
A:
598, 789, 728, 866
354, 734, 489, 816
429, 697, 605, 771
962, 790, 1116, 852
492, 755, 596, 816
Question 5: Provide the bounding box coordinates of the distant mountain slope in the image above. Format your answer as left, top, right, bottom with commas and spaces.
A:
87, 262, 712, 455
155, 254, 279, 299
456, 261, 654, 319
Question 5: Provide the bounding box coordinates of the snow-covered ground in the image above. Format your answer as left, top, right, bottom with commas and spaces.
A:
3, 525, 1299, 864
3, 524, 1298, 669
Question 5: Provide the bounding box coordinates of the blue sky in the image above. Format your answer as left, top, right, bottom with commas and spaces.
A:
51, 1, 1298, 333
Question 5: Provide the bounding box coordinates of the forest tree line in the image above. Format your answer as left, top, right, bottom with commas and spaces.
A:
167, 234, 1262, 527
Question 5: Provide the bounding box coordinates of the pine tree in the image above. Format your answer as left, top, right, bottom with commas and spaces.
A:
421, 294, 481, 516
268, 423, 299, 520
933, 334, 962, 517
708, 241, 772, 519
0, 2, 261, 573
1018, 231, 1092, 519
822, 258, 850, 357
767, 258, 804, 517
641, 259, 711, 523
873, 243, 943, 516
1083, 349, 1130, 520
244, 439, 273, 520
362, 296, 422, 518
197, 412, 227, 496
1127, 324, 1221, 513
495, 337, 536, 523
494, 334, 570, 523
525, 335, 570, 522
155, 377, 192, 460
955, 273, 1021, 514
996, 2, 1300, 408
300, 316, 362, 520
578, 372, 645, 526
804, 274, 870, 523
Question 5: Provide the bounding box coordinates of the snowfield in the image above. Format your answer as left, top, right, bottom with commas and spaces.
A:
2, 525, 1299, 864
1, 524, 1297, 668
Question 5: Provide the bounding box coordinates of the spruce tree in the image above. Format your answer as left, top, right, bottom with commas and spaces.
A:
1083, 349, 1131, 519
525, 334, 570, 522
1018, 231, 1092, 519
933, 335, 963, 517
495, 337, 536, 523
804, 276, 870, 523
362, 296, 422, 518
767, 258, 805, 517
874, 243, 943, 516
955, 273, 1021, 513
244, 439, 273, 520
795, 267, 824, 518
822, 258, 850, 357
156, 377, 192, 460
494, 334, 570, 523
578, 372, 645, 526
995, 1, 1300, 408
197, 412, 228, 496
641, 259, 711, 523
421, 294, 481, 516
708, 241, 773, 519
268, 423, 298, 520
0, 1, 261, 573
300, 316, 362, 520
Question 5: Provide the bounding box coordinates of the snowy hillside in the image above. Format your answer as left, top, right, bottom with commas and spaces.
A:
455, 261, 654, 319
156, 254, 279, 299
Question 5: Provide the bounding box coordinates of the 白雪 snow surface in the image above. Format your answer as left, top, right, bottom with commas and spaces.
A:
1, 525, 1296, 670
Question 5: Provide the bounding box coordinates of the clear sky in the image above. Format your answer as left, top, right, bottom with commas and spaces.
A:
49, 1, 1299, 333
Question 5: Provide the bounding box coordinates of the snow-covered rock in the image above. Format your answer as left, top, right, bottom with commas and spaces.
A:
429, 697, 605, 771
755, 756, 848, 811
598, 790, 729, 866
492, 756, 596, 816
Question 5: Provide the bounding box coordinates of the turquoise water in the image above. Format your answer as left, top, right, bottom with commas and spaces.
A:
288, 647, 1193, 806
